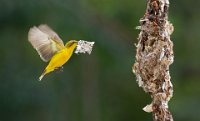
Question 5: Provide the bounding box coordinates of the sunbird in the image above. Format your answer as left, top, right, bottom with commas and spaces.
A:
28, 24, 78, 81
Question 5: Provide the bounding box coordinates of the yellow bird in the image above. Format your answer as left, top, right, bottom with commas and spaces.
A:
28, 24, 78, 81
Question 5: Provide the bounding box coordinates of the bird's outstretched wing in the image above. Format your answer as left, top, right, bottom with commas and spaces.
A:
28, 24, 65, 62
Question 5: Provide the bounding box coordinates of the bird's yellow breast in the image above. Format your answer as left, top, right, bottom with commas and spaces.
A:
45, 44, 77, 72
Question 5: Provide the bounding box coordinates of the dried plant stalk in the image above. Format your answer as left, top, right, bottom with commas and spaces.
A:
133, 0, 174, 121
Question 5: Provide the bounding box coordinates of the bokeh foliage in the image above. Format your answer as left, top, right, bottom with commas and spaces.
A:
0, 0, 200, 121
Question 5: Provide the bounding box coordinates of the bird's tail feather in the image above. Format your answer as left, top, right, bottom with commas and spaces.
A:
39, 74, 44, 81
39, 70, 46, 81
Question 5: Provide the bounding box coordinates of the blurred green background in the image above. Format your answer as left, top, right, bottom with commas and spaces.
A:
0, 0, 200, 121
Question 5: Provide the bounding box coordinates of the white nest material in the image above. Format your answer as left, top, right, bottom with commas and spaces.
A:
143, 103, 153, 113
75, 40, 95, 54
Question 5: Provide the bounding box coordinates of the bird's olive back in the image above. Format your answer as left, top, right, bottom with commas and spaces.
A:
65, 40, 78, 47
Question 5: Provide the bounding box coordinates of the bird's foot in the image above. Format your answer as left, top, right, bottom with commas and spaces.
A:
55, 66, 63, 73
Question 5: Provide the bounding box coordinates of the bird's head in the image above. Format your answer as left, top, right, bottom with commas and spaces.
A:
65, 40, 78, 48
